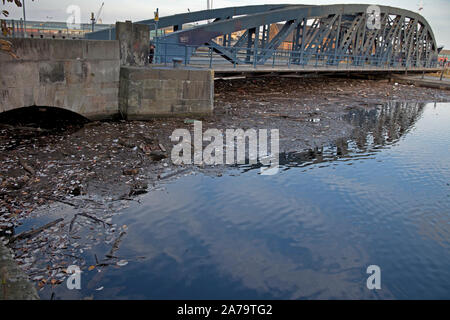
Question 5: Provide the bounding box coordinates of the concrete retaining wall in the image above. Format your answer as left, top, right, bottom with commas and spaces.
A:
0, 38, 120, 120
0, 37, 215, 121
119, 66, 214, 119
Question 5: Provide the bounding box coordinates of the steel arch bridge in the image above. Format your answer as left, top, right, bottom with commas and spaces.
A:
88, 4, 439, 70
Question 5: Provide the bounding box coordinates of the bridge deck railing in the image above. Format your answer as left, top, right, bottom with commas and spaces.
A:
154, 41, 438, 71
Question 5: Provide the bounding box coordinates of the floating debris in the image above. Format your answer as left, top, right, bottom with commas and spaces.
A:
116, 260, 128, 267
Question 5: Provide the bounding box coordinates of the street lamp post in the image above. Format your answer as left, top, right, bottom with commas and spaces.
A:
22, 0, 27, 37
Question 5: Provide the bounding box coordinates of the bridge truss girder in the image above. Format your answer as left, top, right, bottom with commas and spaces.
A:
151, 4, 438, 68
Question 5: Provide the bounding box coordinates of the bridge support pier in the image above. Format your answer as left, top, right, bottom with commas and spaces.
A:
119, 66, 214, 120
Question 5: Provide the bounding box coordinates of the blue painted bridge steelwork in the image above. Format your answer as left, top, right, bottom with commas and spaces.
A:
88, 4, 440, 72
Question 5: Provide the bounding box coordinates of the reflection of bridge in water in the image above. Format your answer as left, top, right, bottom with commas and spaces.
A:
344, 101, 425, 148
239, 102, 426, 172
89, 4, 440, 75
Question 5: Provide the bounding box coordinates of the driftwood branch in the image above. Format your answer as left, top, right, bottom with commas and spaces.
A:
108, 231, 127, 257
69, 213, 111, 233
10, 218, 64, 243
158, 168, 189, 180
44, 196, 77, 207
19, 159, 35, 175
77, 213, 111, 227
69, 215, 78, 233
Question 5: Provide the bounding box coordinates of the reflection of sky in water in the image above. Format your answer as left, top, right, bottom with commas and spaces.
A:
47, 103, 450, 300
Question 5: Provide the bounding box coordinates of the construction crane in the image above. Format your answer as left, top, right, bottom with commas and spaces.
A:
90, 2, 105, 31
95, 2, 105, 24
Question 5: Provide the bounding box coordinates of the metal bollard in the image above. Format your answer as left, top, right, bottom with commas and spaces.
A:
172, 58, 184, 69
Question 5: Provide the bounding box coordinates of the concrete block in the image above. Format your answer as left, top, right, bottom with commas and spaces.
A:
101, 81, 120, 89
17, 62, 40, 86
35, 85, 57, 106
182, 81, 211, 100
127, 83, 142, 108
1, 38, 51, 62
128, 68, 160, 81
83, 40, 119, 60
161, 79, 180, 90
64, 60, 90, 84
162, 89, 179, 100
51, 39, 84, 60
39, 61, 66, 84
188, 69, 214, 82
3, 87, 24, 110
119, 65, 214, 118
158, 68, 190, 81
144, 79, 162, 89
23, 86, 34, 107
143, 88, 161, 100
54, 89, 66, 106
90, 60, 120, 84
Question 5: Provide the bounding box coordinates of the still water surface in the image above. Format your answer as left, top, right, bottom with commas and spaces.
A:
44, 102, 450, 299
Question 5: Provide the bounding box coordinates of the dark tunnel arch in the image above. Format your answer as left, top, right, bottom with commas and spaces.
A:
0, 106, 90, 131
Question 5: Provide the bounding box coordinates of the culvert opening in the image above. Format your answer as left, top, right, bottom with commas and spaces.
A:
0, 106, 90, 151
0, 106, 89, 131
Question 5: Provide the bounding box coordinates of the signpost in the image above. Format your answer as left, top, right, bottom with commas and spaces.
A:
154, 8, 159, 37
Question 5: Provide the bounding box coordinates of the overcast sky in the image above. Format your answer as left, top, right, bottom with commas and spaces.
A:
4, 0, 450, 47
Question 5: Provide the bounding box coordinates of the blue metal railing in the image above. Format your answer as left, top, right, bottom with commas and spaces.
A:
153, 40, 439, 70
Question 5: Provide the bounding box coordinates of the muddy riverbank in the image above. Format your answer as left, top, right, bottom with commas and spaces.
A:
0, 76, 449, 297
